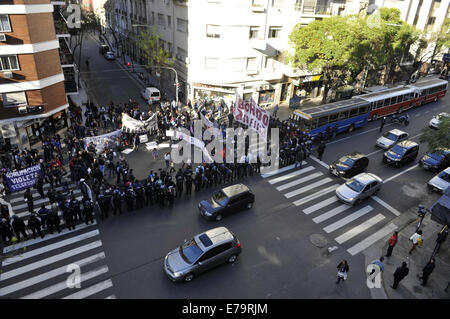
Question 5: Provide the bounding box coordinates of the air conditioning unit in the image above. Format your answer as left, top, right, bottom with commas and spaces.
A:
3, 71, 13, 78
0, 34, 6, 42
18, 106, 28, 114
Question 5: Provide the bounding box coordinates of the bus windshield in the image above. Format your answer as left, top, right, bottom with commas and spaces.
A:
290, 113, 311, 132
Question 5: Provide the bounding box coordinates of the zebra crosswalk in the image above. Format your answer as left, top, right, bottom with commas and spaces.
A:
262, 162, 399, 256
0, 183, 114, 299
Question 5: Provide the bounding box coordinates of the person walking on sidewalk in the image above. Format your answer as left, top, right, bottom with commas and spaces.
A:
164, 152, 171, 170
152, 148, 159, 160
336, 260, 349, 284
386, 231, 398, 257
409, 230, 423, 254
392, 261, 409, 289
379, 116, 386, 132
420, 258, 435, 286
317, 141, 326, 161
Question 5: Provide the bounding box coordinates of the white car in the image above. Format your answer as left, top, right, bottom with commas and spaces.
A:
429, 113, 449, 129
428, 167, 450, 194
376, 129, 409, 149
335, 172, 383, 205
104, 51, 115, 60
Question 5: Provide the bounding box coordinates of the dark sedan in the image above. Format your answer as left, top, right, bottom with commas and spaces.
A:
420, 148, 450, 172
199, 184, 255, 221
329, 152, 369, 178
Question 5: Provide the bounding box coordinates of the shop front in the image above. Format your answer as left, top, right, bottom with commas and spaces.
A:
258, 89, 275, 108
292, 74, 323, 99
24, 110, 69, 146
192, 82, 237, 108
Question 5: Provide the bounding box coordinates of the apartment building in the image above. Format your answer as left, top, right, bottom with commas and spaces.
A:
0, 0, 77, 150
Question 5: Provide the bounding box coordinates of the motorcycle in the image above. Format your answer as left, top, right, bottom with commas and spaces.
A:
390, 114, 410, 126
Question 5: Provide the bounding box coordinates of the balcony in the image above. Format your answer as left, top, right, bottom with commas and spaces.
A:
59, 38, 75, 67
53, 11, 70, 37
63, 67, 78, 95
300, 0, 334, 17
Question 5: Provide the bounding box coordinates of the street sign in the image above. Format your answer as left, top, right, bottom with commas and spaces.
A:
443, 53, 450, 62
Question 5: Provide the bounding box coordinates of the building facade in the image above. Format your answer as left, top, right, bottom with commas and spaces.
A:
0, 0, 77, 150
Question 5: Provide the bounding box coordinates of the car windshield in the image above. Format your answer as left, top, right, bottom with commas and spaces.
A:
428, 150, 446, 161
438, 171, 450, 183
212, 191, 228, 205
383, 132, 398, 141
391, 145, 407, 156
180, 239, 204, 264
339, 157, 354, 166
345, 179, 365, 193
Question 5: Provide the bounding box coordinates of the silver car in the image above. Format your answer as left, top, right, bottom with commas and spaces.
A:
429, 113, 449, 129
428, 167, 450, 194
164, 227, 242, 282
336, 173, 383, 205
376, 129, 409, 149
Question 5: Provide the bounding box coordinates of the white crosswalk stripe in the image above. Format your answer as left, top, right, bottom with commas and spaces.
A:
1, 185, 114, 299
262, 161, 399, 256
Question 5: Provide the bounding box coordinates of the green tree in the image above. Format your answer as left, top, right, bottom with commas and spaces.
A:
420, 117, 450, 151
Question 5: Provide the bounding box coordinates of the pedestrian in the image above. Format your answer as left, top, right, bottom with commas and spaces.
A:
82, 197, 94, 225
37, 204, 50, 230
11, 215, 29, 242
164, 152, 171, 169
386, 231, 398, 257
434, 225, 448, 254
27, 212, 44, 239
48, 203, 61, 234
152, 148, 159, 160
392, 261, 409, 289
317, 141, 326, 161
134, 134, 140, 151
63, 200, 76, 231
273, 104, 279, 118
409, 229, 423, 254
0, 218, 14, 245
36, 176, 45, 199
228, 112, 234, 127
24, 188, 34, 213
294, 148, 303, 169
380, 116, 386, 132
420, 258, 435, 286
336, 260, 349, 284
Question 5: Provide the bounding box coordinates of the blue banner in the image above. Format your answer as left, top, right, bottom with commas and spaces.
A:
5, 165, 42, 193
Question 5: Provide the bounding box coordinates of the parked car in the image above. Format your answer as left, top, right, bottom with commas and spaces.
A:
420, 148, 450, 172
429, 112, 449, 129
199, 184, 255, 221
376, 129, 409, 149
383, 140, 419, 167
428, 167, 450, 194
335, 172, 383, 205
329, 152, 369, 178
99, 44, 109, 55
141, 87, 161, 105
163, 227, 242, 282
104, 51, 115, 60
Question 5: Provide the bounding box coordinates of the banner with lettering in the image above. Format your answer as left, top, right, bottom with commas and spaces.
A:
175, 130, 213, 162
84, 129, 122, 154
233, 95, 270, 139
5, 165, 42, 193
121, 113, 158, 134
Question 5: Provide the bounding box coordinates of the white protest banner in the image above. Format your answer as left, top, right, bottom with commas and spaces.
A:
166, 130, 175, 137
175, 130, 213, 162
233, 95, 270, 139
121, 113, 158, 134
139, 134, 149, 143
122, 148, 134, 154
200, 113, 218, 129
84, 129, 122, 154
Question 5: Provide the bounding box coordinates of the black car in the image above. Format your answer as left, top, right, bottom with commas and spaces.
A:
99, 44, 109, 55
383, 140, 419, 167
420, 148, 450, 172
199, 184, 255, 221
329, 152, 369, 178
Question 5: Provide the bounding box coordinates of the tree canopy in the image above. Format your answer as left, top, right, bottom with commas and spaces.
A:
420, 117, 450, 151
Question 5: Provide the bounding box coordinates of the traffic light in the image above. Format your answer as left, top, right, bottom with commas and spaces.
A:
127, 62, 131, 68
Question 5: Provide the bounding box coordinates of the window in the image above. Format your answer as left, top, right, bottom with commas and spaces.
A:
177, 18, 188, 33
268, 26, 281, 38
339, 111, 349, 120
249, 26, 259, 39
294, 0, 302, 10
0, 15, 11, 32
349, 108, 358, 118
177, 47, 187, 61
391, 96, 397, 104
151, 12, 154, 24
157, 13, 165, 26
318, 116, 329, 127
427, 16, 436, 25
358, 105, 368, 115
272, 0, 285, 6
329, 113, 338, 123
403, 94, 409, 101
398, 95, 403, 103
252, 0, 265, 6
167, 15, 172, 28
376, 100, 384, 109
205, 57, 220, 70
1, 91, 27, 107
383, 98, 391, 107
206, 24, 220, 38
0, 55, 19, 71
168, 42, 173, 55
246, 57, 257, 71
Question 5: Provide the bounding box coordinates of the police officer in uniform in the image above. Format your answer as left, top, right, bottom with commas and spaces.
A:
134, 181, 145, 210
38, 204, 50, 230
70, 195, 82, 221
144, 180, 154, 206
97, 194, 109, 219
113, 187, 124, 215
63, 200, 76, 231
176, 169, 184, 198
125, 187, 135, 212
12, 215, 29, 241
48, 203, 61, 234
27, 212, 44, 239
82, 196, 94, 225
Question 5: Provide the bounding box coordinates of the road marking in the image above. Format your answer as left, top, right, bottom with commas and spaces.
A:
384, 163, 419, 183
17, 209, 64, 220
21, 266, 109, 299
63, 279, 113, 299
3, 221, 97, 254
415, 114, 420, 117
366, 149, 384, 157
284, 178, 333, 198
2, 230, 100, 266
293, 184, 339, 206
326, 124, 395, 146
312, 204, 351, 223
276, 172, 323, 191
334, 214, 385, 244
261, 164, 296, 178
105, 295, 116, 299
0, 253, 106, 296
0, 241, 103, 281
323, 205, 373, 233
11, 183, 76, 197
12, 194, 83, 211
268, 164, 312, 184
303, 196, 338, 215
372, 196, 401, 216
10, 189, 81, 203
309, 155, 329, 169
347, 222, 398, 256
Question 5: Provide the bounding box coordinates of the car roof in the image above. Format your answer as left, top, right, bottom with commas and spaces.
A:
353, 173, 380, 184
387, 129, 406, 136
430, 148, 450, 155
195, 227, 234, 250
221, 184, 249, 198
341, 152, 366, 160
106, 51, 114, 54
396, 140, 419, 148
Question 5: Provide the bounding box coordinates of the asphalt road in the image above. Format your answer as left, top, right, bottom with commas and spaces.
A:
79, 36, 450, 298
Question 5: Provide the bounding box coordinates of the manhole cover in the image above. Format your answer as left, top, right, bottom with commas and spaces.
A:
310, 234, 328, 248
